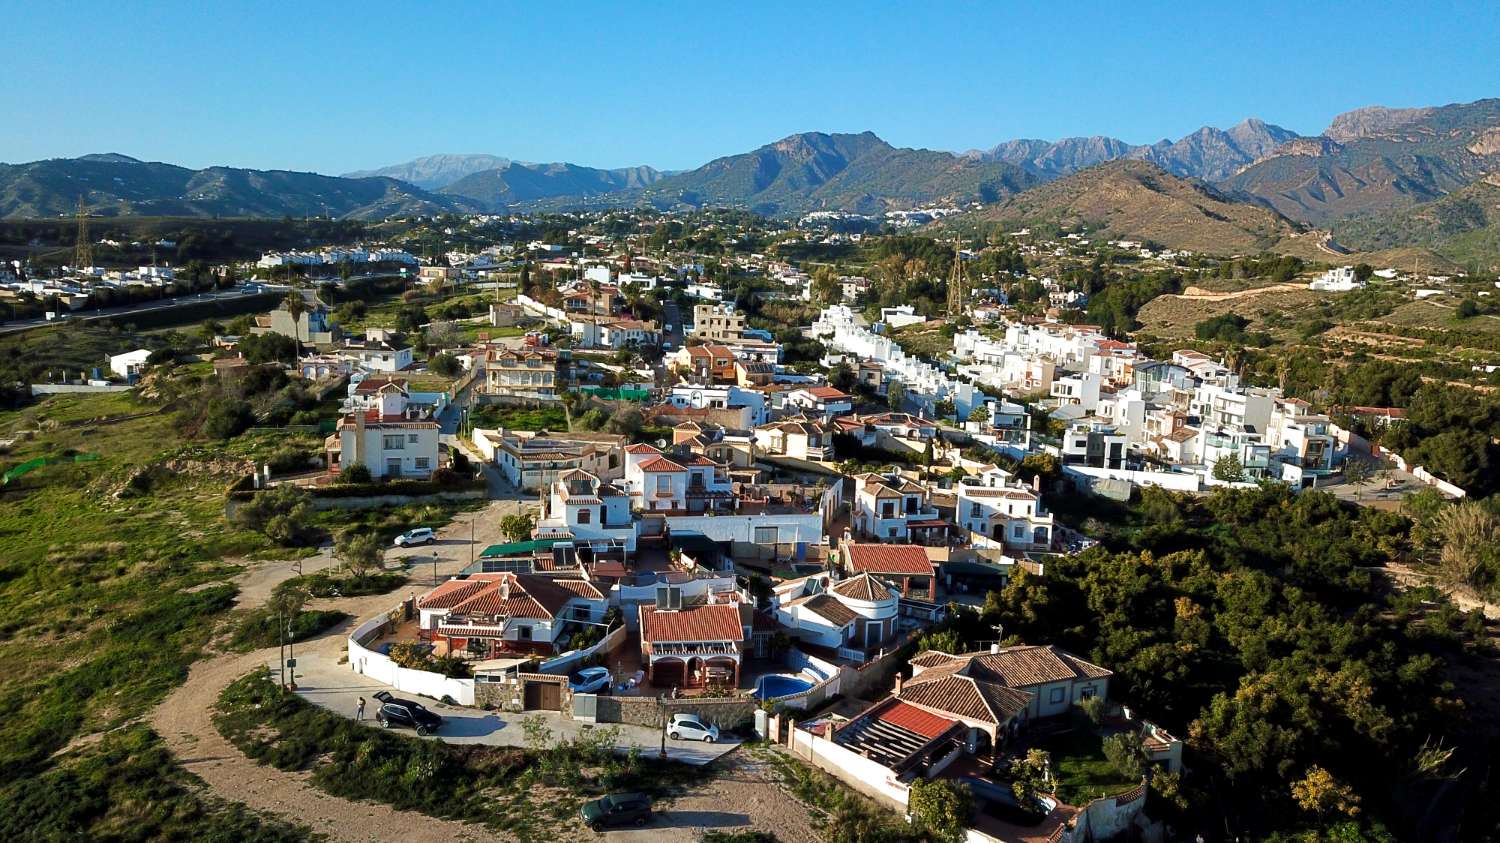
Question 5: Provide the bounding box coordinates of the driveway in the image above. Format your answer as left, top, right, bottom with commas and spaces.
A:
276, 640, 740, 766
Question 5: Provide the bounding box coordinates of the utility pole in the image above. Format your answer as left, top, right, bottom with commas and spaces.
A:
277, 607, 287, 689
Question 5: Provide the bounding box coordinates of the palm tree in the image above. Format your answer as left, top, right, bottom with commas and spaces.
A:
283, 290, 307, 342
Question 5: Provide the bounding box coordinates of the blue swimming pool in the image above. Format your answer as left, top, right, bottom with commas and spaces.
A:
756, 674, 814, 700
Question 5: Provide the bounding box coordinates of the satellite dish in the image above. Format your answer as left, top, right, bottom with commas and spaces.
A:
655, 439, 668, 449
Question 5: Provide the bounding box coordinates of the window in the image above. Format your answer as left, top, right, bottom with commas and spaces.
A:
1049, 687, 1065, 704
1014, 524, 1025, 539
382, 435, 404, 450
517, 626, 532, 641
578, 508, 591, 525
414, 458, 430, 470
1080, 687, 1097, 699
408, 433, 419, 443
754, 526, 777, 544
970, 502, 982, 518
655, 475, 670, 494
881, 502, 895, 518
887, 527, 897, 538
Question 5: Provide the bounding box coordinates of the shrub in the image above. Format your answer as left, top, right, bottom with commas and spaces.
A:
337, 463, 373, 484
909, 777, 974, 843
266, 446, 310, 475
1102, 731, 1144, 780
203, 398, 254, 439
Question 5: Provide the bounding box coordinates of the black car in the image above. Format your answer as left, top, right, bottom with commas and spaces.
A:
579, 792, 653, 831
372, 690, 443, 736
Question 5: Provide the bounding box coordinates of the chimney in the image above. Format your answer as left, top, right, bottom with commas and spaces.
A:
501, 576, 511, 601
1031, 473, 1041, 492
893, 674, 904, 695
990, 642, 1001, 654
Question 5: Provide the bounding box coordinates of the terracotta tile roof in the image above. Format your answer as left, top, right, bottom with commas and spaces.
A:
417, 575, 502, 610
831, 573, 895, 602
899, 674, 1032, 726
844, 543, 933, 577
428, 573, 600, 621
910, 650, 962, 669
967, 645, 1113, 687
877, 699, 958, 739
625, 443, 661, 454
798, 593, 858, 627
354, 376, 409, 394
637, 456, 687, 473
638, 603, 745, 643
801, 386, 850, 400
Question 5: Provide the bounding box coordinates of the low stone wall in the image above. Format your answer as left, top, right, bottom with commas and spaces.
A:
475, 671, 571, 714
593, 695, 759, 730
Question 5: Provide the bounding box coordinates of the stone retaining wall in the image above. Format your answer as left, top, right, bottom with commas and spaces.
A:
593, 695, 759, 729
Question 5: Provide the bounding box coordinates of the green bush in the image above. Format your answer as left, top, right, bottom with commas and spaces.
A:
229, 608, 348, 651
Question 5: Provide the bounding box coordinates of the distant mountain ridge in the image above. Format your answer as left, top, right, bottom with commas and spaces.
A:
1223, 98, 1500, 224
439, 161, 666, 209
0, 155, 477, 219
969, 118, 1302, 182
550, 131, 1040, 216
343, 154, 517, 189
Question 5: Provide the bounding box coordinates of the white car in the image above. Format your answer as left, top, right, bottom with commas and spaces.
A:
568, 666, 611, 695
667, 713, 719, 743
393, 528, 435, 547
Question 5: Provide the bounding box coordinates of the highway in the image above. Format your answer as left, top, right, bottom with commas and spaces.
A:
0, 287, 275, 335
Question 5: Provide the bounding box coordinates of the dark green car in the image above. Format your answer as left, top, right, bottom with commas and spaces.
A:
579, 792, 653, 831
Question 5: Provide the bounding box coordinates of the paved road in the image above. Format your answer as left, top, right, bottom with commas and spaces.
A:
0, 287, 270, 334
661, 300, 684, 348
278, 644, 740, 766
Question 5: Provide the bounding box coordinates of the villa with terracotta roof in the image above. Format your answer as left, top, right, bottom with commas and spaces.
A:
954, 467, 1054, 552
852, 472, 948, 545
416, 572, 606, 658
532, 468, 638, 553
637, 601, 749, 689
622, 443, 734, 514
326, 388, 440, 479
909, 644, 1112, 721
837, 541, 936, 599
754, 417, 832, 462
785, 385, 854, 422
771, 571, 900, 654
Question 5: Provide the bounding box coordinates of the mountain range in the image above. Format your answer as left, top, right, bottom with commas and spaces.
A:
0, 154, 478, 219
4, 97, 1500, 264
968, 118, 1300, 183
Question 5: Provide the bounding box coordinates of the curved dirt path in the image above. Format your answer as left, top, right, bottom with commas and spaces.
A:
149, 501, 528, 843
151, 644, 511, 843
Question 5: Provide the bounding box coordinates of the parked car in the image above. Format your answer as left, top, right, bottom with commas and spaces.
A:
667, 713, 718, 742
394, 528, 435, 547
579, 792, 653, 831
372, 690, 443, 736
568, 666, 611, 695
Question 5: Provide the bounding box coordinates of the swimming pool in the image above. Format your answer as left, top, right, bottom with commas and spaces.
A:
755, 674, 815, 700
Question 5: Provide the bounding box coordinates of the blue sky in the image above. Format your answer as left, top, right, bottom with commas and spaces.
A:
4, 0, 1498, 174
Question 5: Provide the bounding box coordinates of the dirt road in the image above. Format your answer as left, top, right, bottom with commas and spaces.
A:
149, 497, 822, 842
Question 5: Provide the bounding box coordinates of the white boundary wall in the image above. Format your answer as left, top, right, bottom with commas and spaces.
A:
348, 612, 477, 705
788, 722, 912, 811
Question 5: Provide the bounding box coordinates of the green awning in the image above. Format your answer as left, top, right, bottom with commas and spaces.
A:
477, 538, 560, 558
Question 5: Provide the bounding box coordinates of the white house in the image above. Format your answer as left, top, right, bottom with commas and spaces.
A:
773, 572, 900, 654
785, 386, 855, 422
108, 348, 152, 379
955, 470, 1054, 551
417, 572, 606, 658
328, 389, 441, 479
1309, 266, 1365, 292
852, 473, 945, 545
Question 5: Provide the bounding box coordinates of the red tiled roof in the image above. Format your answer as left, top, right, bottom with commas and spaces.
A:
638, 456, 687, 473
625, 443, 661, 454
426, 573, 600, 621
801, 386, 850, 400
844, 543, 933, 577
354, 376, 409, 394
877, 700, 957, 739
830, 573, 895, 602
638, 603, 745, 643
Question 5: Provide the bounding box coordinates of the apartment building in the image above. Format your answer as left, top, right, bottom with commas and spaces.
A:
691, 302, 746, 342
483, 347, 565, 400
